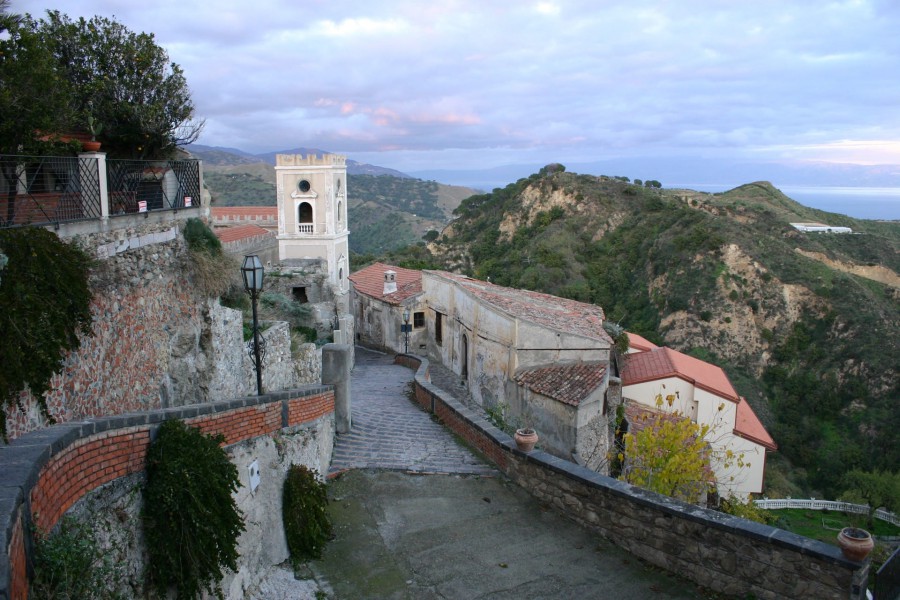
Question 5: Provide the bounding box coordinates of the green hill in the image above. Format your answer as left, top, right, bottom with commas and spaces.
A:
202, 161, 476, 254
420, 166, 899, 499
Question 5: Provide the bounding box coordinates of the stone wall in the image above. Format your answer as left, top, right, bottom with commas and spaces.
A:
0, 386, 335, 600
3, 220, 302, 440
398, 354, 869, 600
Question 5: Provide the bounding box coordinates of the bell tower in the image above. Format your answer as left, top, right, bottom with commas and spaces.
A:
275, 153, 350, 299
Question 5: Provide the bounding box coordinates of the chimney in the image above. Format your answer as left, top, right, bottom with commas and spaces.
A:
383, 270, 397, 295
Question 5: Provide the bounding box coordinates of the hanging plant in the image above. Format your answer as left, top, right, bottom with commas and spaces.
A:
282, 464, 332, 566
143, 420, 245, 599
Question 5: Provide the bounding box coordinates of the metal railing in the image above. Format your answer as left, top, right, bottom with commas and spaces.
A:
0, 155, 102, 228
1, 155, 201, 229
107, 159, 200, 214
755, 498, 900, 527
877, 546, 900, 600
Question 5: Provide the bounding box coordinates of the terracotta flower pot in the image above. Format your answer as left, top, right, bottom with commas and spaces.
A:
837, 527, 874, 562
514, 428, 538, 452
82, 140, 102, 152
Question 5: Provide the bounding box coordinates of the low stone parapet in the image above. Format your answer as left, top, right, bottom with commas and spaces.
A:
397, 354, 868, 600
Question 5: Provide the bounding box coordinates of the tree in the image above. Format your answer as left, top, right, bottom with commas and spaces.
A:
841, 470, 900, 529
620, 409, 715, 502
37, 11, 203, 158
0, 228, 93, 440
0, 7, 78, 220
618, 393, 747, 504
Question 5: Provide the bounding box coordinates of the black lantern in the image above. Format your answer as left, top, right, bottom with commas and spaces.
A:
402, 308, 411, 354
241, 255, 265, 395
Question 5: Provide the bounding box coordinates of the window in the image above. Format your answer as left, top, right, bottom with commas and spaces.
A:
435, 312, 443, 345
413, 311, 425, 329
298, 202, 313, 223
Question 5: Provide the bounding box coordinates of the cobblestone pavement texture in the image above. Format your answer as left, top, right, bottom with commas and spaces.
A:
329, 347, 496, 476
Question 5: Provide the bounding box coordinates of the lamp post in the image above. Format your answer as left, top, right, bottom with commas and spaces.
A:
241, 255, 265, 395
402, 308, 411, 354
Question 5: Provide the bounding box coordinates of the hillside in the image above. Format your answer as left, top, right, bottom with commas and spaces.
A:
196, 147, 477, 253
423, 166, 899, 499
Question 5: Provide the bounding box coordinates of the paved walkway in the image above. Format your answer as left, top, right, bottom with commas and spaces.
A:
329, 348, 495, 476
253, 348, 714, 599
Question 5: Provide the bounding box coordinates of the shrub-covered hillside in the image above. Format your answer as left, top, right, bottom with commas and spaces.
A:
423, 166, 899, 498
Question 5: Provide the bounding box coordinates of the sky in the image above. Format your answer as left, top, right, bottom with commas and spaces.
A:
10, 0, 900, 176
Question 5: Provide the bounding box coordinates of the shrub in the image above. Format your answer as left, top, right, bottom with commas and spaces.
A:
183, 217, 222, 254
30, 517, 123, 600
283, 465, 332, 566
143, 420, 244, 599
183, 218, 237, 298
0, 228, 93, 440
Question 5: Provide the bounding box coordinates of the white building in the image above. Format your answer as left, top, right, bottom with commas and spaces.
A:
621, 345, 777, 499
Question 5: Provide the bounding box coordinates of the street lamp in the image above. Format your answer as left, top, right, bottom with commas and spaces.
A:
241, 255, 265, 395
402, 308, 411, 354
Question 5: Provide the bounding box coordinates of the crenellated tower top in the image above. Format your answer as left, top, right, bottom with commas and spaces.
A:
276, 154, 347, 167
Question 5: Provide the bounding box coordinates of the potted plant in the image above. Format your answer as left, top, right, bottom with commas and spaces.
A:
514, 427, 538, 452
837, 527, 874, 562
83, 111, 103, 152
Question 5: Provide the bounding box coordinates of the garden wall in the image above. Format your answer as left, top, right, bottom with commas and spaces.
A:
398, 354, 870, 600
0, 386, 334, 600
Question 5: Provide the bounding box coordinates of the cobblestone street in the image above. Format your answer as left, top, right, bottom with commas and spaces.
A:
329, 347, 496, 476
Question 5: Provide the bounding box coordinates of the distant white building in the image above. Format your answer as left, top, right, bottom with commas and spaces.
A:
790, 222, 852, 234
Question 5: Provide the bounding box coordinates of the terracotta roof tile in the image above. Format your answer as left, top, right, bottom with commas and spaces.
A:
211, 206, 277, 219
515, 363, 607, 406
428, 271, 612, 345
214, 224, 273, 244
349, 262, 423, 305
625, 332, 659, 353
734, 398, 777, 451
622, 346, 739, 402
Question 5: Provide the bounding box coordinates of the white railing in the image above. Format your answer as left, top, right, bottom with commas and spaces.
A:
754, 498, 900, 527
298, 223, 314, 234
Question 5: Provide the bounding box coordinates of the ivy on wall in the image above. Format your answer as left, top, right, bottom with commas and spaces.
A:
0, 228, 93, 440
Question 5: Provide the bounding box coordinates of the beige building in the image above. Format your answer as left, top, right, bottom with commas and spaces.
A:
276, 154, 350, 313
350, 264, 620, 468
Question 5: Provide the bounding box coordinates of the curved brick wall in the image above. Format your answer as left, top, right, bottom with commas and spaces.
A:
396, 354, 868, 600
0, 386, 334, 600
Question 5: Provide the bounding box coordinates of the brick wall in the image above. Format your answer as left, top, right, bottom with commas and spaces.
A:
0, 386, 334, 600
396, 354, 868, 600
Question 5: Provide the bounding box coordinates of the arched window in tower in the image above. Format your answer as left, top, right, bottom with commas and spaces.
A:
298, 202, 313, 233
337, 201, 343, 227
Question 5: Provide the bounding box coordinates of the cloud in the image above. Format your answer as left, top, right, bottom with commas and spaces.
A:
10, 0, 900, 172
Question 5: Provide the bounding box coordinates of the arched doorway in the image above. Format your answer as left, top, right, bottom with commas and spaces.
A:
461, 334, 469, 380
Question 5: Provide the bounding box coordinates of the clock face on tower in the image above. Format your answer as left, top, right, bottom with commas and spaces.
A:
298, 180, 311, 193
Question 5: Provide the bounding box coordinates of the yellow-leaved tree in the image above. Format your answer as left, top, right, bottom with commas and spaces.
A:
618, 392, 746, 504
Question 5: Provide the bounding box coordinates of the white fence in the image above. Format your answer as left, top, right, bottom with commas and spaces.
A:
754, 498, 900, 527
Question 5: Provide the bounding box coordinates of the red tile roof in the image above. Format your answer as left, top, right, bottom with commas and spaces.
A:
428, 271, 612, 345
622, 346, 739, 402
515, 363, 607, 406
625, 332, 659, 353
734, 398, 777, 451
214, 224, 273, 244
211, 206, 277, 219
349, 262, 423, 305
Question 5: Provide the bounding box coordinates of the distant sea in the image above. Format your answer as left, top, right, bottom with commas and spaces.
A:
669, 184, 900, 221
